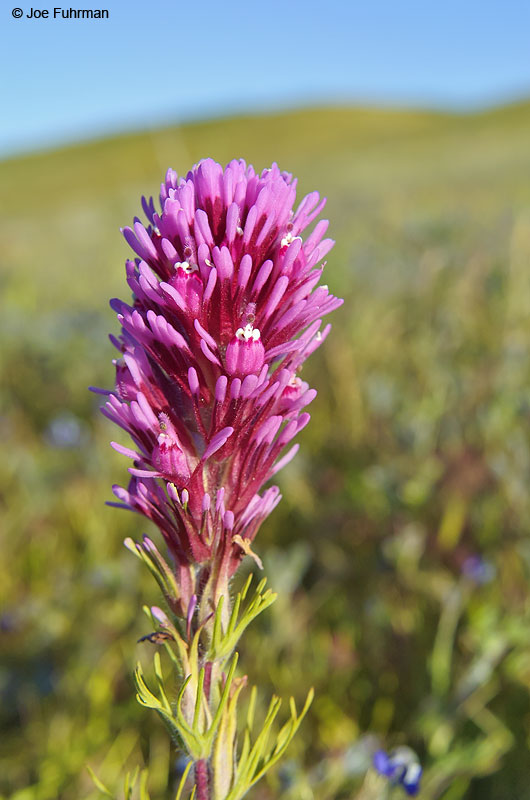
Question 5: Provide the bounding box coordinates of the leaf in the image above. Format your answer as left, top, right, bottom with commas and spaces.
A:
134, 662, 203, 757
86, 766, 113, 798
212, 674, 247, 799
203, 653, 239, 753
175, 761, 193, 800
207, 578, 277, 662
225, 687, 314, 800
139, 769, 151, 800
124, 765, 139, 799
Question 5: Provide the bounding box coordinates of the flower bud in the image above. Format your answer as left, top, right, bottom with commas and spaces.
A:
114, 359, 137, 401
152, 414, 190, 484
225, 324, 265, 377
169, 261, 202, 316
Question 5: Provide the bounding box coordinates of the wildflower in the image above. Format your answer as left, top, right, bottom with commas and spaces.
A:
98, 158, 342, 617
461, 554, 495, 585
373, 747, 422, 796
45, 411, 84, 448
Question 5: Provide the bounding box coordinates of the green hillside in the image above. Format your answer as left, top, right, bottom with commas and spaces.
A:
3, 102, 530, 316
2, 102, 530, 799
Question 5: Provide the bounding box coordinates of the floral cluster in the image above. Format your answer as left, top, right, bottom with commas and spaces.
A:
373, 748, 422, 796
97, 158, 342, 617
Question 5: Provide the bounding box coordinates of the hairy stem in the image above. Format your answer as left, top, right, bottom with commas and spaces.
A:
195, 759, 209, 800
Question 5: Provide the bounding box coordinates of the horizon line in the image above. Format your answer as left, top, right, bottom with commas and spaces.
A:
2, 91, 530, 164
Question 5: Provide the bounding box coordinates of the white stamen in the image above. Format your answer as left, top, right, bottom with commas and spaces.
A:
174, 260, 198, 275
236, 226, 244, 236
235, 323, 261, 342
152, 225, 161, 236
281, 232, 302, 248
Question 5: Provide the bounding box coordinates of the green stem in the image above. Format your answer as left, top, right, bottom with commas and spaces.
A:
431, 583, 467, 697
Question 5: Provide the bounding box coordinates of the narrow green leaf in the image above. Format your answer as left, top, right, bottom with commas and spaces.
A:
86, 766, 113, 797
173, 675, 204, 756
123, 769, 131, 799
230, 696, 281, 795
193, 667, 206, 733
163, 638, 185, 670
154, 651, 172, 713
252, 688, 314, 784
142, 542, 181, 601
203, 653, 239, 751
124, 765, 139, 799
212, 675, 246, 800
135, 548, 173, 598
212, 583, 277, 661
134, 663, 163, 711
175, 760, 193, 800
226, 592, 242, 639
211, 594, 224, 652
238, 729, 251, 773
246, 685, 257, 731
240, 573, 253, 601
139, 769, 151, 800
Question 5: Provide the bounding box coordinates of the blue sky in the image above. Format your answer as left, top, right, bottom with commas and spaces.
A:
2, 0, 530, 156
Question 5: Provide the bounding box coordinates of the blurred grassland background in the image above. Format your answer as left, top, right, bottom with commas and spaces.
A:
2, 102, 530, 799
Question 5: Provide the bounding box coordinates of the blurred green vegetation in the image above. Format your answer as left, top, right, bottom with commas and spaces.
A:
2, 101, 530, 799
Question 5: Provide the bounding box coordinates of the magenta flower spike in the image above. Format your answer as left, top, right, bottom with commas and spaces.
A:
100, 158, 342, 620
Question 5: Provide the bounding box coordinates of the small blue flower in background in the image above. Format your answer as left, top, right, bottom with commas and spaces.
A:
461, 554, 496, 585
45, 411, 85, 449
373, 747, 422, 796
173, 755, 191, 781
